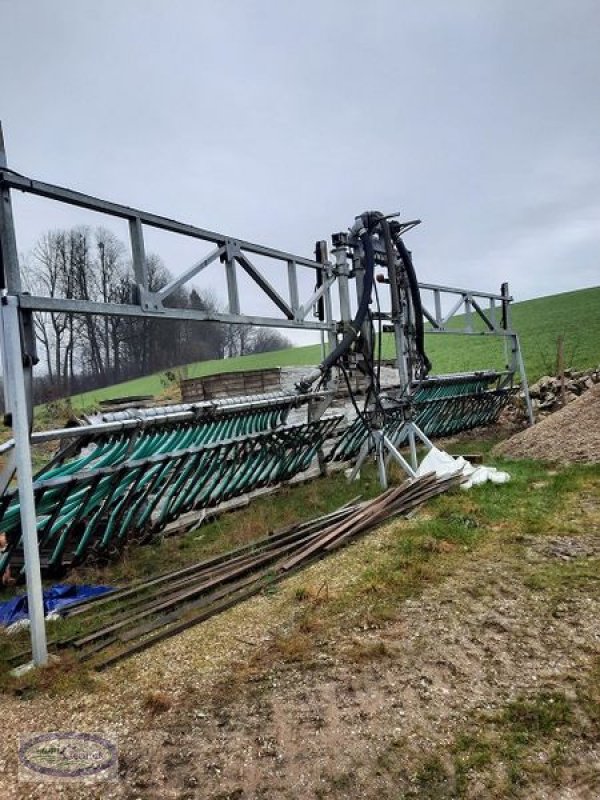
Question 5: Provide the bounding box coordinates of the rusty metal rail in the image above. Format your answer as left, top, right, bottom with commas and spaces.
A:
7, 472, 462, 671
7, 472, 464, 672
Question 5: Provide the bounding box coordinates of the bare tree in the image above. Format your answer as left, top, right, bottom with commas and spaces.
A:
248, 329, 292, 354
27, 230, 77, 391
22, 226, 247, 401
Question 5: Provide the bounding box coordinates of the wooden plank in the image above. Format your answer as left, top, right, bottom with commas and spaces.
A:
181, 367, 282, 401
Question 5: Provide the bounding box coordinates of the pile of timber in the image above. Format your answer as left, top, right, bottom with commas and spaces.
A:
9, 472, 463, 672
180, 368, 282, 402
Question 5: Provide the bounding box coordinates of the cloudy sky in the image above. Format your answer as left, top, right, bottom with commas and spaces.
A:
1, 0, 598, 345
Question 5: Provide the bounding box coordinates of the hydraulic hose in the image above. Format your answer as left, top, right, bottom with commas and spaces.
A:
393, 232, 431, 375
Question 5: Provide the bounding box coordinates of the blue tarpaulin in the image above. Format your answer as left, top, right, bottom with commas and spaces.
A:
0, 584, 114, 627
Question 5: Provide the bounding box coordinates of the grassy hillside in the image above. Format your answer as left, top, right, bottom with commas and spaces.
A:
74, 344, 323, 408
72, 286, 599, 409
423, 285, 600, 380
509, 286, 600, 377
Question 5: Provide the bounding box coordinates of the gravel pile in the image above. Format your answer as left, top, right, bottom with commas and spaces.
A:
493, 383, 600, 464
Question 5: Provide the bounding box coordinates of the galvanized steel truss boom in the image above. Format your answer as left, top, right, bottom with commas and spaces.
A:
0, 123, 531, 665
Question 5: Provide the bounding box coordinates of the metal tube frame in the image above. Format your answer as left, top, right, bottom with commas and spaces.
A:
0, 298, 48, 665
0, 122, 532, 666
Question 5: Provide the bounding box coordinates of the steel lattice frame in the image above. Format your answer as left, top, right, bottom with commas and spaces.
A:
0, 123, 532, 664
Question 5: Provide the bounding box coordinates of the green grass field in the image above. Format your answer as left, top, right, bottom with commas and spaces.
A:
72, 286, 599, 409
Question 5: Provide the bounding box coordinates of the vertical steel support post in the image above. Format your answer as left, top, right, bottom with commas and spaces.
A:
464, 295, 473, 333
500, 281, 513, 369
315, 242, 336, 354
500, 282, 510, 330
434, 289, 442, 328
515, 333, 534, 425
129, 217, 148, 289
324, 269, 336, 353
500, 282, 533, 426
225, 242, 240, 315
333, 243, 352, 327
386, 244, 410, 390
0, 300, 47, 665
287, 260, 299, 319
501, 283, 517, 372
0, 122, 48, 665
489, 297, 497, 329
0, 130, 22, 292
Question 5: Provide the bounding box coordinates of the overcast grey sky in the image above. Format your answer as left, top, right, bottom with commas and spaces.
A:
1, 0, 598, 345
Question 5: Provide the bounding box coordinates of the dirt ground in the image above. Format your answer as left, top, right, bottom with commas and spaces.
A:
117, 536, 600, 800
0, 463, 598, 800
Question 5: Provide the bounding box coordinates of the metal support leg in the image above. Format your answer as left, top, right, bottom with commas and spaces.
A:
348, 426, 418, 488
381, 435, 417, 478
409, 421, 435, 451
514, 334, 534, 425
0, 297, 48, 666
376, 438, 388, 489
407, 428, 418, 471
348, 437, 370, 482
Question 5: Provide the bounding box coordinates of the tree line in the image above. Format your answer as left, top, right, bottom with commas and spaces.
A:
21, 226, 291, 403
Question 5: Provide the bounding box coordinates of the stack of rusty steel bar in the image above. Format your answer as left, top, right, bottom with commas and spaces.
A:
8, 471, 463, 672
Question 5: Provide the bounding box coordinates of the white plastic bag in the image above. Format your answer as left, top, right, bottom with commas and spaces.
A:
416, 446, 510, 490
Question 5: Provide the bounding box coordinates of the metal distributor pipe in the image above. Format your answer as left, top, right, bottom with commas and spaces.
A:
0, 390, 335, 448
